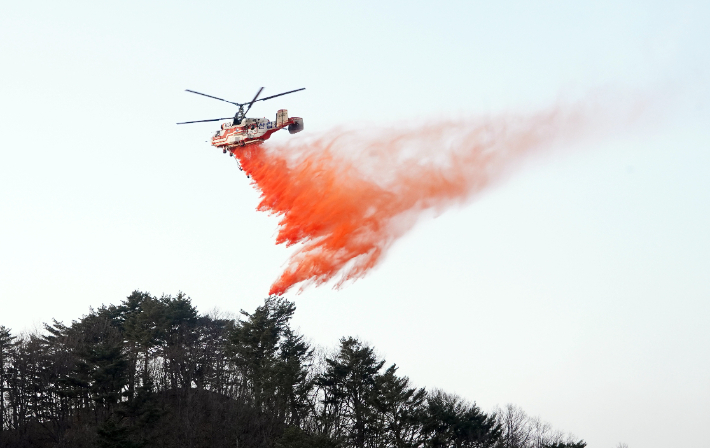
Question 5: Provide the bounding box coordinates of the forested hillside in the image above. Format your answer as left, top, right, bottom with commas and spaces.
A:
0, 292, 586, 448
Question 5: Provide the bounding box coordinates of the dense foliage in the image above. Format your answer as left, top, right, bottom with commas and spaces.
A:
0, 291, 585, 448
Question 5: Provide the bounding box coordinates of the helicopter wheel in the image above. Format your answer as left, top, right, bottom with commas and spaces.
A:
223, 149, 226, 153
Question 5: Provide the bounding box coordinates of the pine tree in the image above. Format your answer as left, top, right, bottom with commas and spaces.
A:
372, 365, 426, 448
320, 337, 385, 448
422, 390, 501, 448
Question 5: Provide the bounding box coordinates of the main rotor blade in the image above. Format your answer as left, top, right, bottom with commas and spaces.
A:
176, 118, 233, 124
243, 87, 264, 116
255, 88, 306, 102
185, 89, 239, 106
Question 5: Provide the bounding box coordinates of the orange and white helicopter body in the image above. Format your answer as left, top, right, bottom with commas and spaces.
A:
211, 109, 303, 151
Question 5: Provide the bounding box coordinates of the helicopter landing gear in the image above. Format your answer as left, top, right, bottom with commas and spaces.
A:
223, 148, 227, 153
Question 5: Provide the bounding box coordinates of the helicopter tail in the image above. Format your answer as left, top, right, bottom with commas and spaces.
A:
289, 117, 304, 134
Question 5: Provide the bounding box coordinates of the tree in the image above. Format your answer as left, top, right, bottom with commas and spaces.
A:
493, 404, 585, 448
59, 312, 129, 424
543, 442, 586, 448
372, 365, 426, 448
495, 404, 532, 448
228, 296, 313, 447
422, 390, 501, 448
276, 327, 313, 426
120, 291, 167, 396
0, 326, 14, 436
230, 297, 302, 410
319, 337, 385, 448
159, 292, 199, 392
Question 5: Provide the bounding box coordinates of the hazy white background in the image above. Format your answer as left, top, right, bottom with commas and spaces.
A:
1, 1, 708, 447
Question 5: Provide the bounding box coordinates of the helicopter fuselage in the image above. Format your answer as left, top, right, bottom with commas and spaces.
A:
211, 109, 303, 151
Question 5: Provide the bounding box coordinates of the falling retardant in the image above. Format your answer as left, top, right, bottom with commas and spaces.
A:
232, 96, 642, 295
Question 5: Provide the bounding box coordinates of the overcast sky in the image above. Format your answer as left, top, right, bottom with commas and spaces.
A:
1, 1, 709, 447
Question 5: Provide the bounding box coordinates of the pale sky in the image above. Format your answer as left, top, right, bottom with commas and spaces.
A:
1, 1, 709, 447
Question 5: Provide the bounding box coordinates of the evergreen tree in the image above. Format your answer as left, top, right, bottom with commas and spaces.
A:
228, 296, 313, 447
372, 365, 426, 448
120, 291, 167, 395
229, 296, 300, 411
422, 390, 501, 448
160, 292, 199, 392
320, 337, 385, 448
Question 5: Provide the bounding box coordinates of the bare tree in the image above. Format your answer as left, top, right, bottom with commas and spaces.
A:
495, 404, 533, 448
493, 404, 585, 448
0, 326, 14, 435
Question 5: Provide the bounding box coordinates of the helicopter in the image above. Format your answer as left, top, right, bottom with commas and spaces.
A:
177, 87, 305, 157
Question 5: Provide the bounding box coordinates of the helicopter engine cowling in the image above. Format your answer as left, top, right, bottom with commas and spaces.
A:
288, 117, 304, 134
276, 109, 288, 127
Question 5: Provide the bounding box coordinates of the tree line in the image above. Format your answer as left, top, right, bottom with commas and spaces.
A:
0, 291, 586, 448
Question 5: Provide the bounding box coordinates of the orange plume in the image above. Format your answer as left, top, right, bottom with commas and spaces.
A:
233, 100, 629, 295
